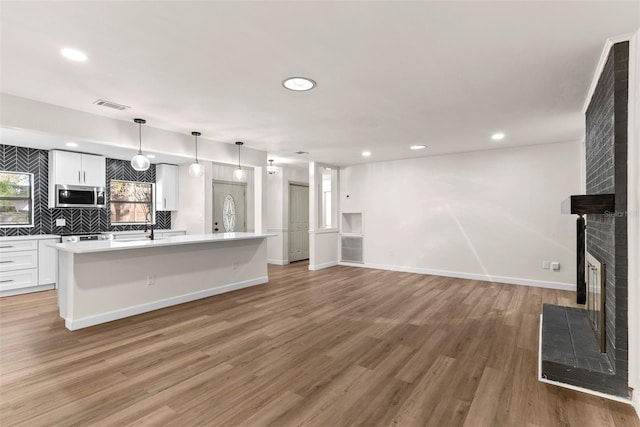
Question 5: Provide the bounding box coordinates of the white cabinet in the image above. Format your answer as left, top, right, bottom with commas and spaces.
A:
48, 150, 106, 192
155, 164, 179, 211
0, 237, 59, 296
38, 239, 59, 286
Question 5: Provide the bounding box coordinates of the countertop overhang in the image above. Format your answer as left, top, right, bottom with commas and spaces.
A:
53, 232, 274, 253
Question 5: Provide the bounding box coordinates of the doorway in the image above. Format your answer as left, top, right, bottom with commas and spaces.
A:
212, 181, 247, 232
289, 183, 309, 262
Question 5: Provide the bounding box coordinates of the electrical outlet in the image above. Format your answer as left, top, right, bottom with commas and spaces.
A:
543, 260, 550, 270
147, 275, 155, 285
551, 262, 560, 271
56, 218, 66, 227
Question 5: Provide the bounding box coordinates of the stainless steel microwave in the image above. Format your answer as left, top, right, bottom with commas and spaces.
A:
55, 184, 106, 208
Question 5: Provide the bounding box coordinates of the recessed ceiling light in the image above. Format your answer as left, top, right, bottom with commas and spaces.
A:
362, 151, 372, 157
282, 77, 316, 91
146, 154, 156, 159
61, 48, 87, 62
410, 145, 427, 150
65, 142, 78, 147
491, 132, 505, 141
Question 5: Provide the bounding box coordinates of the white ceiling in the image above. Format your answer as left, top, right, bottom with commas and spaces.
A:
1, 1, 638, 166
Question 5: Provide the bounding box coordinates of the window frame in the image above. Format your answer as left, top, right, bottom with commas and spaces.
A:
109, 180, 156, 225
0, 171, 34, 228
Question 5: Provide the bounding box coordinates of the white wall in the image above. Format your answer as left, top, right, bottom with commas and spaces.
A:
339, 141, 581, 288
266, 165, 309, 264
627, 29, 640, 414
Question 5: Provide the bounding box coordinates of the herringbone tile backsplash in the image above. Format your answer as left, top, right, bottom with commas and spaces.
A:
0, 145, 172, 236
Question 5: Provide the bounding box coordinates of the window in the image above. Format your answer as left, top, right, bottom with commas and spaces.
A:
110, 180, 154, 224
0, 171, 34, 227
319, 166, 337, 229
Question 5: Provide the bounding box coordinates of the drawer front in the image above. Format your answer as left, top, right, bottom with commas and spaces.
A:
0, 240, 38, 253
0, 269, 38, 291
0, 250, 38, 272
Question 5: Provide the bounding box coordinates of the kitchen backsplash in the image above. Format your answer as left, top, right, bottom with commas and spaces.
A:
0, 145, 171, 236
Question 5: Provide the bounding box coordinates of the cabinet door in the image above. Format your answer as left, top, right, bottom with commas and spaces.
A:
81, 154, 106, 187
53, 151, 82, 185
156, 164, 179, 211
38, 239, 58, 286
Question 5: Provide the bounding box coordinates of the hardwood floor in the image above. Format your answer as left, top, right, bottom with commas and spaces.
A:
1, 262, 638, 426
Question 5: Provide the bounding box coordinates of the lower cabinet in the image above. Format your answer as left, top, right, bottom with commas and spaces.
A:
0, 237, 58, 297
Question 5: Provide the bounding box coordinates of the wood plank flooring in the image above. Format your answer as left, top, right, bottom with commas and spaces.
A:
1, 262, 638, 426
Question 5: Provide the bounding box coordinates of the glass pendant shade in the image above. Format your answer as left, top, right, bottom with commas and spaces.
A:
233, 167, 246, 181
131, 153, 150, 171
131, 118, 150, 171
189, 131, 204, 177
189, 161, 204, 177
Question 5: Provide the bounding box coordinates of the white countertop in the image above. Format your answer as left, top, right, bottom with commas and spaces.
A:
108, 229, 186, 236
53, 232, 274, 253
0, 234, 61, 242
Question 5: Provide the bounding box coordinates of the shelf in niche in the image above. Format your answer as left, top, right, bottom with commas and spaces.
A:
341, 212, 363, 235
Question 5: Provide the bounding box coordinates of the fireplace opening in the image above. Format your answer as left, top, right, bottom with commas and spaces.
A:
586, 252, 605, 352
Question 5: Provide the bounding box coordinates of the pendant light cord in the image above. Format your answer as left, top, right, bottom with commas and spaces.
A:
138, 122, 142, 154
195, 134, 198, 162
238, 144, 241, 169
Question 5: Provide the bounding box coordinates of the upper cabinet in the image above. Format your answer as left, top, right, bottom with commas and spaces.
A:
155, 164, 179, 211
48, 150, 106, 208
49, 150, 106, 187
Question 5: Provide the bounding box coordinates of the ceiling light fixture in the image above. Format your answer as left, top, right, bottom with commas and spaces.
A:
61, 48, 87, 62
491, 132, 505, 141
65, 142, 78, 148
233, 141, 246, 180
362, 151, 372, 157
282, 77, 316, 91
410, 145, 427, 150
131, 118, 150, 171
189, 131, 204, 177
267, 159, 279, 175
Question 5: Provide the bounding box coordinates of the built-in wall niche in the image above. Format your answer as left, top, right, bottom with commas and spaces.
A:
341, 212, 363, 235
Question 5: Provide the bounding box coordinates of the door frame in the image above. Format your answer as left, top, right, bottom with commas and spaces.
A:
288, 182, 309, 262
212, 180, 247, 232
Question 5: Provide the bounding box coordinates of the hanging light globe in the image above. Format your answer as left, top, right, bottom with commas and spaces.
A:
131, 153, 150, 171
189, 161, 204, 177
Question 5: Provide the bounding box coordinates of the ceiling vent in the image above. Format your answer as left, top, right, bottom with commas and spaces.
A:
93, 99, 130, 111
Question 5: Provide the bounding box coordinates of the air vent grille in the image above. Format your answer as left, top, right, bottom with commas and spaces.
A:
93, 99, 130, 111
341, 236, 363, 263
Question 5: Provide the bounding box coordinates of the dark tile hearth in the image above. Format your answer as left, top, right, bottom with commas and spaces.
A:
541, 304, 619, 395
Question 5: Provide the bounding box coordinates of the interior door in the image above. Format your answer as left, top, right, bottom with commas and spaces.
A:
289, 184, 309, 262
212, 181, 247, 232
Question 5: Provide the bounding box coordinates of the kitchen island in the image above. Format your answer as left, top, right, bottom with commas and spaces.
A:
54, 232, 272, 330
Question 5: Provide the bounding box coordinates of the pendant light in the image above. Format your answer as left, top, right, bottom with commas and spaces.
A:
233, 141, 246, 180
267, 159, 279, 175
131, 118, 150, 171
189, 131, 204, 177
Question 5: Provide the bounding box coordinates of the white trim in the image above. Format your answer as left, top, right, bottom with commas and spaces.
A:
308, 261, 339, 271
0, 284, 55, 298
537, 315, 633, 405
338, 261, 575, 291
582, 34, 634, 114
309, 228, 339, 235
64, 276, 268, 330
268, 258, 289, 265
267, 228, 288, 232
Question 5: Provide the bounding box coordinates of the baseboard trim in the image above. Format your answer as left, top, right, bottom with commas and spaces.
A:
537, 315, 632, 405
337, 262, 575, 291
64, 276, 268, 331
1, 284, 55, 298
308, 261, 339, 271
268, 258, 289, 266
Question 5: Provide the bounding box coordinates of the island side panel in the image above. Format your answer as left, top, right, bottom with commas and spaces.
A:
65, 238, 268, 330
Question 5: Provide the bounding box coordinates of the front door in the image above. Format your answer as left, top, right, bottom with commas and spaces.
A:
289, 184, 309, 262
212, 181, 247, 232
